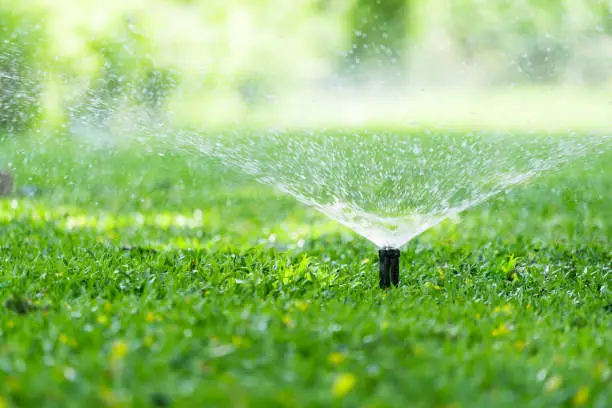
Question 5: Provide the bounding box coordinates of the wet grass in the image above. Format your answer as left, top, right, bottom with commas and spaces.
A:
0, 133, 611, 407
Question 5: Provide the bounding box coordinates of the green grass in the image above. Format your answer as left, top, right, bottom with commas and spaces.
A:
0, 132, 611, 408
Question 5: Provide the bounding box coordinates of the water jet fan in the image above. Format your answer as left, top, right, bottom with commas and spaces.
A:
172, 128, 610, 290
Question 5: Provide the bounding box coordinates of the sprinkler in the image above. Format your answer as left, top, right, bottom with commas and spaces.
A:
378, 247, 400, 289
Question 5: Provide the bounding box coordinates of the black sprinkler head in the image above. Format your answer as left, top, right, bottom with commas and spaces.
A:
378, 247, 400, 289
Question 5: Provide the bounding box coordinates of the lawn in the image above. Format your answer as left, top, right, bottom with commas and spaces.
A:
0, 131, 611, 408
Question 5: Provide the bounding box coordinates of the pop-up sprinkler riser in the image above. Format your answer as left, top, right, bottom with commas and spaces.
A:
378, 247, 400, 289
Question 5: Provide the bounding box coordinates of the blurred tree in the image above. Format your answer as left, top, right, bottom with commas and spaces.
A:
136, 68, 180, 114
595, 1, 612, 34
445, 0, 572, 84
346, 0, 409, 81
67, 15, 179, 128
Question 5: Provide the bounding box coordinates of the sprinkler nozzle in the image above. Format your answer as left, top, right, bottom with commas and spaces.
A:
379, 247, 400, 289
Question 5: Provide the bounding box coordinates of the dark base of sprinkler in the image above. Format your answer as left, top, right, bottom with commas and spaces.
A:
379, 247, 400, 289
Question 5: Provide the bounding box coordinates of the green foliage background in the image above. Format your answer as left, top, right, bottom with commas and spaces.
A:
1, 0, 611, 134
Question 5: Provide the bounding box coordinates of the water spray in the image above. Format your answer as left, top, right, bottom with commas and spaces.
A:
378, 247, 400, 289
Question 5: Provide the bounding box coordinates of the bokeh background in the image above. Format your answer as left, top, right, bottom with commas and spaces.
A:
2, 0, 612, 134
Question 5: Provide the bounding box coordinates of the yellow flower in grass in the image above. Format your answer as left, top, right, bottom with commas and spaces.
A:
282, 315, 295, 328
514, 340, 526, 352
327, 352, 347, 366
545, 375, 563, 393
7, 321, 15, 329
99, 386, 118, 407
145, 312, 156, 323
424, 281, 441, 290
494, 305, 514, 313
111, 341, 128, 361
57, 333, 77, 348
232, 336, 248, 349
413, 344, 425, 356
97, 315, 109, 325
572, 386, 590, 406
6, 376, 20, 392
492, 324, 511, 337
593, 361, 611, 380
294, 300, 309, 312
332, 373, 356, 398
